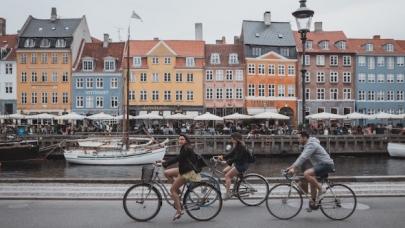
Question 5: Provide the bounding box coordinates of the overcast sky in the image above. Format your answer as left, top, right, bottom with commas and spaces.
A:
1, 0, 404, 43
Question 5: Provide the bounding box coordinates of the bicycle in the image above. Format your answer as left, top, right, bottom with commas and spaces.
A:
200, 156, 269, 206
266, 169, 357, 220
123, 163, 222, 222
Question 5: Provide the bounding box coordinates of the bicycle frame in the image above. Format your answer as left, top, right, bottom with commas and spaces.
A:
203, 158, 243, 194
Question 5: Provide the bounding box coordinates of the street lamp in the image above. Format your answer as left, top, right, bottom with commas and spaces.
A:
292, 0, 314, 130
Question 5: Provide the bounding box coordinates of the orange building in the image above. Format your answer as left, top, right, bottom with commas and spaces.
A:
245, 51, 297, 123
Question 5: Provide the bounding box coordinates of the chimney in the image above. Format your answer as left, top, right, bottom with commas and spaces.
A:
216, 36, 226, 44
373, 35, 381, 39
51, 7, 57, 21
195, 23, 203, 40
103, 33, 109, 48
0, 18, 5, 36
314, 22, 323, 32
234, 36, 240, 44
264, 11, 271, 26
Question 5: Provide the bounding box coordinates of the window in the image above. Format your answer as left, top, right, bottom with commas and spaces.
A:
62, 72, 68, 82
317, 72, 325, 83
358, 91, 365, 100
31, 72, 37, 82
319, 41, 329, 50
187, 73, 193, 82
231, 88, 241, 99
387, 91, 394, 101
336, 41, 346, 50
287, 65, 295, 76
140, 73, 147, 82
278, 65, 285, 75
24, 39, 35, 48
358, 56, 366, 66
397, 74, 405, 83
216, 88, 223, 99
176, 91, 183, 101
248, 84, 255, 96
287, 85, 295, 97
330, 88, 338, 100
133, 57, 142, 67
41, 92, 48, 104
52, 92, 58, 104
368, 57, 375, 69
164, 73, 171, 82
21, 72, 27, 82
83, 60, 94, 71
305, 72, 310, 83
358, 73, 366, 83
40, 39, 50, 48
86, 96, 93, 107
129, 91, 135, 101
5, 83, 12, 94
210, 53, 220, 64
55, 39, 66, 48
229, 53, 239, 64
41, 53, 48, 64
86, 78, 93, 88
164, 57, 171, 64
51, 53, 58, 64
377, 57, 385, 67
367, 109, 375, 115
235, 70, 243, 81
152, 91, 159, 101
152, 57, 159, 64
21, 92, 27, 104
130, 72, 135, 82
365, 43, 373, 52
205, 70, 213, 81
104, 59, 115, 71
317, 88, 325, 100
225, 88, 233, 99
268, 64, 275, 75
31, 53, 37, 64
20, 53, 27, 64
111, 78, 118, 88
176, 73, 183, 82
385, 44, 394, 52
376, 91, 384, 101
186, 57, 195, 67
258, 84, 265, 97
331, 108, 338, 114
258, 64, 265, 75
247, 64, 255, 75
397, 57, 405, 66
278, 85, 285, 97
62, 53, 69, 64
40, 72, 47, 82
31, 92, 37, 104
187, 91, 194, 100
368, 91, 375, 101
397, 91, 404, 101
268, 85, 275, 96
96, 97, 103, 108
252, 47, 261, 56
368, 74, 375, 83
76, 96, 84, 108
206, 88, 213, 99
140, 91, 147, 101
330, 72, 338, 83
343, 72, 351, 83
76, 78, 83, 88
343, 88, 351, 100
215, 70, 224, 81
377, 74, 385, 83
280, 48, 290, 57
5, 63, 13, 74
152, 73, 159, 82
305, 88, 310, 100
343, 56, 351, 66
96, 78, 103, 88
226, 70, 233, 80
305, 40, 313, 49
316, 55, 325, 66
164, 91, 171, 101
387, 74, 394, 83
63, 92, 68, 104
387, 57, 395, 69
330, 55, 338, 66
304, 55, 310, 65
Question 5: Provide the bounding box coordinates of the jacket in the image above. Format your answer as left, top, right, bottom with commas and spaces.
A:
224, 143, 250, 166
293, 137, 334, 168
163, 144, 197, 175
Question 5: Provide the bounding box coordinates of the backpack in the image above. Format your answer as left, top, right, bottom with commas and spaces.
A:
188, 153, 207, 173
247, 148, 256, 163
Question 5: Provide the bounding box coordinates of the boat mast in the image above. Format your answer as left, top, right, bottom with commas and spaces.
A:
123, 27, 130, 149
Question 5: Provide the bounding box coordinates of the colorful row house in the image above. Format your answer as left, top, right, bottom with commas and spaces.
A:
0, 31, 17, 115
72, 34, 125, 115
126, 40, 205, 116
349, 36, 405, 116
204, 41, 245, 116
16, 8, 91, 114
295, 23, 356, 123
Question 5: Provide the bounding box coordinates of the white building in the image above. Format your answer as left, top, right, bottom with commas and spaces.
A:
0, 33, 18, 114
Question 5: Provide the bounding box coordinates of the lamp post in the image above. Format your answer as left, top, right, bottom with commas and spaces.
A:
292, 0, 314, 130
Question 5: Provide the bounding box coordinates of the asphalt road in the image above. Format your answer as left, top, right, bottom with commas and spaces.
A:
0, 197, 403, 228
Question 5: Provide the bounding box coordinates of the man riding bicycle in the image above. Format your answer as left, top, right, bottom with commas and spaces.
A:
287, 131, 335, 204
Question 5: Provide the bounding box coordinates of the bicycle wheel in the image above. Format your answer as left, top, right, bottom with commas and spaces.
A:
236, 174, 269, 206
320, 183, 357, 220
266, 183, 303, 220
200, 172, 221, 192
123, 183, 162, 222
183, 182, 222, 221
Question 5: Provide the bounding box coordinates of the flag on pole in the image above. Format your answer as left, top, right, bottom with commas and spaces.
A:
131, 11, 143, 21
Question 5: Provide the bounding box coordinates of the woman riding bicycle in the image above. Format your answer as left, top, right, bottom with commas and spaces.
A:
218, 132, 251, 200
162, 134, 201, 221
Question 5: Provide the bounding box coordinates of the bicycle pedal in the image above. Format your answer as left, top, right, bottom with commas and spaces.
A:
306, 208, 312, 213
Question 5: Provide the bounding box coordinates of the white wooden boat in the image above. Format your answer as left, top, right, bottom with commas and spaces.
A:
387, 143, 405, 157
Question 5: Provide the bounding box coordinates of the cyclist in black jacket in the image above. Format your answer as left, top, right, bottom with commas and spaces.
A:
219, 132, 250, 200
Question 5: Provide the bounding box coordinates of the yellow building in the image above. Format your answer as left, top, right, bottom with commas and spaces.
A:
16, 8, 91, 114
127, 40, 205, 116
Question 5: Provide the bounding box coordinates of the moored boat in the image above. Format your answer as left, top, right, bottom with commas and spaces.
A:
387, 142, 405, 157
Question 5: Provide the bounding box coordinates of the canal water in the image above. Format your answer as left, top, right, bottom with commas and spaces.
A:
1, 155, 404, 178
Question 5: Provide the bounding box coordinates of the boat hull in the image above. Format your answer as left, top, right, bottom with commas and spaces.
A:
0, 140, 41, 162
387, 143, 405, 157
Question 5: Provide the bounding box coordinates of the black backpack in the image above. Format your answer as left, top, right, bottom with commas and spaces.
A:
188, 153, 207, 173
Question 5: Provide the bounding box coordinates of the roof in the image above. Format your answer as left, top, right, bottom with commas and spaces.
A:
294, 31, 355, 53
205, 44, 245, 67
242, 20, 296, 46
20, 17, 82, 38
75, 42, 125, 72
0, 34, 18, 61
347, 37, 405, 55
128, 40, 205, 57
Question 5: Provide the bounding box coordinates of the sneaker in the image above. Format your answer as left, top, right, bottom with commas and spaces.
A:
222, 192, 232, 201
316, 186, 327, 202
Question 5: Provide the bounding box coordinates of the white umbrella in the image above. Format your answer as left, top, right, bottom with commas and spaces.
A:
86, 112, 115, 120
133, 112, 163, 120
370, 112, 403, 120
165, 113, 193, 120
55, 112, 86, 120
27, 113, 57, 119
344, 112, 372, 120
223, 113, 252, 120
7, 113, 27, 119
194, 112, 223, 121
306, 112, 345, 120
253, 112, 290, 120
114, 114, 136, 120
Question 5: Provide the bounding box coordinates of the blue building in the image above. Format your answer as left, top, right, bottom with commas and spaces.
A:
72, 35, 125, 115
349, 36, 405, 119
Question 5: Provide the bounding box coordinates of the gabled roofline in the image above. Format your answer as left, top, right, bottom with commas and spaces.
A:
18, 15, 33, 37
246, 51, 297, 62
72, 39, 86, 71
146, 40, 177, 56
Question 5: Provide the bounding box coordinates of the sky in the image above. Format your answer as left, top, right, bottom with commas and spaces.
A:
1, 0, 405, 43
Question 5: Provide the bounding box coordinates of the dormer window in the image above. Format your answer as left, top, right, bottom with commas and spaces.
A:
24, 39, 35, 48
186, 57, 195, 67
40, 39, 50, 48
305, 40, 313, 49
229, 53, 239, 64
82, 58, 94, 71
133, 57, 142, 67
336, 41, 346, 50
104, 58, 115, 71
210, 53, 220, 64
319, 40, 329, 50
55, 39, 66, 48
385, 43, 394, 52
365, 43, 374, 52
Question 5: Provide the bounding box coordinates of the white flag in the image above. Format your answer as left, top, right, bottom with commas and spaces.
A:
131, 11, 143, 21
